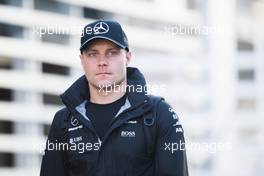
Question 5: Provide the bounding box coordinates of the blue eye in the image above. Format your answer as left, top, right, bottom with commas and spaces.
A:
110, 51, 117, 55
108, 50, 119, 57
87, 52, 97, 57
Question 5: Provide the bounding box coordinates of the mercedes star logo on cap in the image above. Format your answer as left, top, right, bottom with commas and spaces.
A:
93, 22, 109, 35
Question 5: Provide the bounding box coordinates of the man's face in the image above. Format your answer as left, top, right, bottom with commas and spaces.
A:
80, 39, 131, 90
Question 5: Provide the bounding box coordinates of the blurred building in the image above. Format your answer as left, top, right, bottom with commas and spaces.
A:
0, 0, 263, 176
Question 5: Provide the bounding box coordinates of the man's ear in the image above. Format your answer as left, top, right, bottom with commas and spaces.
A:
79, 54, 85, 68
125, 51, 131, 66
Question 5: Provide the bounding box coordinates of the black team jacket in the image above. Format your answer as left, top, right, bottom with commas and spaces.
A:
40, 67, 188, 176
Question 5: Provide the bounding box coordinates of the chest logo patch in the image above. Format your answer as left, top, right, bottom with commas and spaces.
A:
121, 131, 136, 138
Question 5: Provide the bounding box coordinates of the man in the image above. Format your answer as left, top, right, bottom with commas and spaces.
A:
40, 20, 188, 176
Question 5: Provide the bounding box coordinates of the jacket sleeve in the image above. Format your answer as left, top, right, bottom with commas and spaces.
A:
40, 109, 69, 176
155, 101, 189, 176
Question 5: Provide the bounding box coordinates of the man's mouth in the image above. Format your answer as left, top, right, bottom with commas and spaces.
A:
96, 72, 112, 75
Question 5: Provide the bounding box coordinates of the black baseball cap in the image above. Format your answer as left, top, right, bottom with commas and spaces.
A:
80, 20, 129, 52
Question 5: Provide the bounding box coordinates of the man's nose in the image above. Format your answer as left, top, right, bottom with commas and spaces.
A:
98, 55, 108, 66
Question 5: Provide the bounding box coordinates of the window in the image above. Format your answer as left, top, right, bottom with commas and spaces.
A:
0, 88, 13, 101
237, 40, 254, 51
237, 0, 255, 13
83, 7, 112, 19
42, 93, 62, 105
0, 57, 24, 70
40, 33, 70, 45
238, 69, 255, 81
237, 97, 256, 110
239, 128, 257, 144
0, 56, 12, 70
187, 0, 205, 11
43, 124, 50, 136
0, 0, 22, 7
0, 23, 23, 38
0, 153, 14, 167
187, 0, 196, 10
0, 120, 13, 134
42, 62, 70, 76
34, 0, 70, 15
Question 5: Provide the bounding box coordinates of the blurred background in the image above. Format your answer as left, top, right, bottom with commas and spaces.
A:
0, 0, 263, 175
